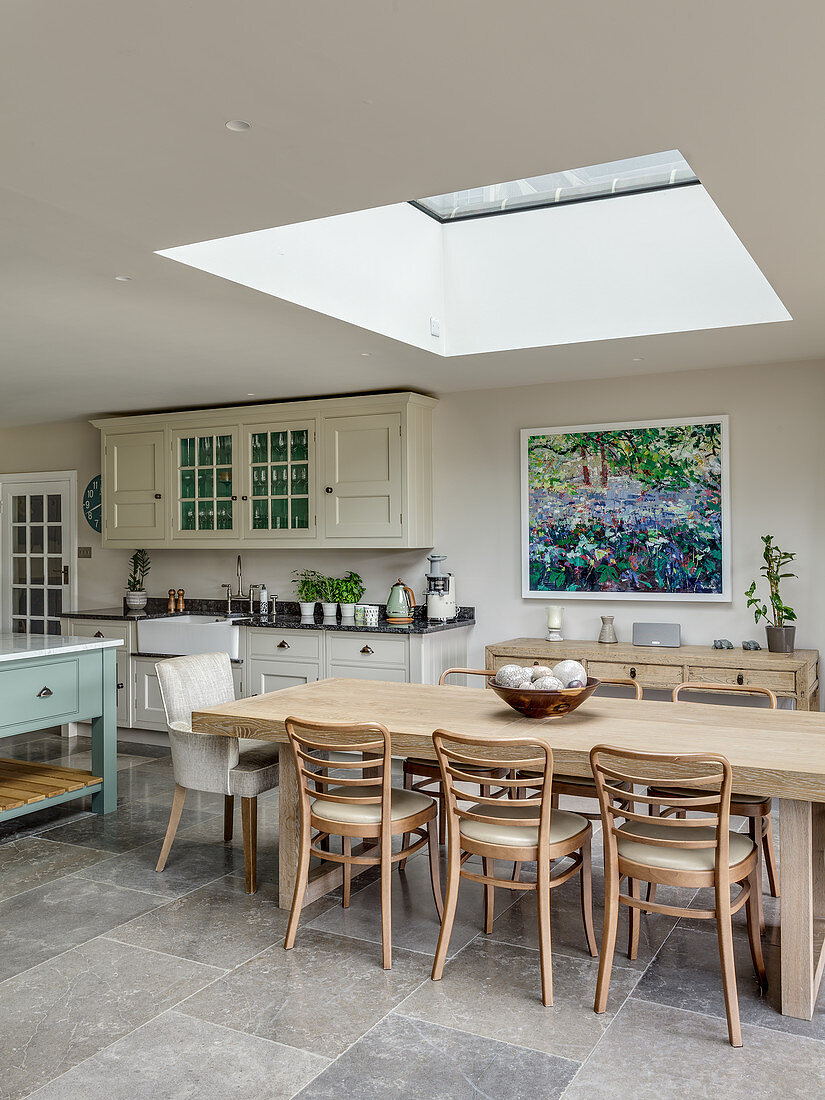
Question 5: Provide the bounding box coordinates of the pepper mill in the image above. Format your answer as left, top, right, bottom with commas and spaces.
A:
167, 589, 176, 612
176, 588, 185, 612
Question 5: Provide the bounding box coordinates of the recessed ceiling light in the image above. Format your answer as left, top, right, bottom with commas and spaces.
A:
225, 120, 251, 132
632, 356, 644, 361
360, 352, 371, 357
114, 275, 132, 282
246, 393, 255, 397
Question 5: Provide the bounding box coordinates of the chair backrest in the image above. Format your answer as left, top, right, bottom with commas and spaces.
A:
590, 744, 733, 874
432, 728, 553, 852
285, 715, 393, 838
672, 681, 777, 708
438, 667, 497, 686
155, 652, 237, 728
596, 676, 644, 701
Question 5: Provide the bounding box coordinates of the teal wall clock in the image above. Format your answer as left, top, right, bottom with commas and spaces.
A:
82, 475, 102, 533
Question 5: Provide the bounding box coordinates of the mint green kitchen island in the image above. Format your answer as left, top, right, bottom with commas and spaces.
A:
0, 635, 122, 822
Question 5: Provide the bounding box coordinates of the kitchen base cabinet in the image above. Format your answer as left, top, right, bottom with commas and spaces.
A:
248, 659, 321, 694
62, 618, 134, 733
134, 656, 244, 730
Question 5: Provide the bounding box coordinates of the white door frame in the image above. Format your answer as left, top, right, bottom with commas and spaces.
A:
0, 470, 78, 631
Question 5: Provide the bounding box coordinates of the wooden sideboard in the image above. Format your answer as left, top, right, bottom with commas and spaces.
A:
484, 638, 820, 711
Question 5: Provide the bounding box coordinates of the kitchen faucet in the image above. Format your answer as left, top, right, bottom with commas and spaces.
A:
221, 555, 258, 615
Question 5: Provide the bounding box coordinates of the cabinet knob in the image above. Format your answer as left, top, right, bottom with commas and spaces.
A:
241, 495, 248, 501
154, 493, 162, 500
325, 486, 334, 494
737, 673, 744, 685
94, 630, 105, 638
361, 645, 374, 655
231, 495, 238, 501
37, 686, 53, 698
277, 640, 290, 649
117, 682, 124, 690
629, 667, 637, 679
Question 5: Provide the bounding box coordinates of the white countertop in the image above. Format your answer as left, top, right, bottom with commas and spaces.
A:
0, 634, 123, 663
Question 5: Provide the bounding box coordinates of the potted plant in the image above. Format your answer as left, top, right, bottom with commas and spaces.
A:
745, 535, 797, 653
293, 568, 323, 617
337, 570, 365, 618
125, 548, 151, 611
319, 574, 339, 618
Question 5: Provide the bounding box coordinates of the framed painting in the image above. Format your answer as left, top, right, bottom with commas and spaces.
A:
521, 415, 730, 601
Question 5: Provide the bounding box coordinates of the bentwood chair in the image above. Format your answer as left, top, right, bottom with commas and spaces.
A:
283, 716, 443, 970
431, 729, 597, 1006
400, 669, 508, 855
646, 683, 780, 925
591, 745, 767, 1047
154, 653, 278, 893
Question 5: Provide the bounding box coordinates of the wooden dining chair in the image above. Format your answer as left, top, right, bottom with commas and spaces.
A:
646, 683, 780, 926
431, 728, 597, 1006
591, 744, 767, 1047
283, 715, 443, 970
400, 668, 507, 858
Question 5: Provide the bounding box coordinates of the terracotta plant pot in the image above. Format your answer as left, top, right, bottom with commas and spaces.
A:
765, 625, 796, 653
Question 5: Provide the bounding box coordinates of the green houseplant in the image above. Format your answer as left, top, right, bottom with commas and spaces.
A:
336, 571, 365, 618
745, 535, 797, 653
125, 548, 151, 610
318, 574, 339, 617
292, 568, 323, 616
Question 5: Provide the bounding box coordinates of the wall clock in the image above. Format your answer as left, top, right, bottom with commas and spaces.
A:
82, 475, 102, 533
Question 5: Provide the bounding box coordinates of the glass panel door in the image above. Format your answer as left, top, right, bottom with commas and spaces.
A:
173, 429, 238, 538
244, 421, 315, 538
2, 479, 73, 636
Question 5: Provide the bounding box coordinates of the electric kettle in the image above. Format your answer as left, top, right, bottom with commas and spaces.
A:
386, 578, 416, 624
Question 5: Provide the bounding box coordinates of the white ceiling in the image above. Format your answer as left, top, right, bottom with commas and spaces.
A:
1, 1, 823, 426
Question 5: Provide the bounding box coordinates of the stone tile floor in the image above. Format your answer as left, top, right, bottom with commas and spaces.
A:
1, 731, 824, 1098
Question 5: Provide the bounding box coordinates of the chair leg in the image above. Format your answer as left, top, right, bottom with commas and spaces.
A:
438, 789, 447, 845
536, 846, 553, 1006
482, 857, 495, 933
241, 796, 258, 894
627, 876, 641, 961
432, 833, 461, 981
551, 791, 559, 810
749, 816, 766, 933
595, 852, 620, 1013
342, 835, 352, 908
645, 804, 659, 903
715, 877, 743, 1047
512, 860, 522, 882
380, 831, 393, 970
155, 783, 186, 872
223, 794, 234, 841
763, 813, 780, 898
284, 818, 312, 949
745, 866, 768, 992
399, 768, 413, 869
426, 816, 444, 919
580, 838, 598, 957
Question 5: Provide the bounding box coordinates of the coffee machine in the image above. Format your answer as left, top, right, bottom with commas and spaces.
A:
425, 552, 457, 621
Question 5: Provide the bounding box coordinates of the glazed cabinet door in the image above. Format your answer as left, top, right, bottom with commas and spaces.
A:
103, 430, 167, 543
241, 420, 316, 540
322, 412, 402, 540
171, 427, 240, 541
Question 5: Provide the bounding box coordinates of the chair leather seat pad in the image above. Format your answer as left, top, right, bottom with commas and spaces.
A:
617, 820, 755, 872
459, 803, 587, 848
311, 785, 434, 825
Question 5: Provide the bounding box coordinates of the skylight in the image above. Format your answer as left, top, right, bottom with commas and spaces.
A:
412, 150, 698, 222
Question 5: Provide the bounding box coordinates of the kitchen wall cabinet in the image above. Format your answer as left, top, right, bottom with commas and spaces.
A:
92, 392, 435, 549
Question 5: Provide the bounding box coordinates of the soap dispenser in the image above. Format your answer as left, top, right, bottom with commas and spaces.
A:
259, 583, 268, 616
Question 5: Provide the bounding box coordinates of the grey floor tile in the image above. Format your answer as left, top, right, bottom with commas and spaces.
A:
41, 796, 219, 855
107, 873, 338, 969
0, 837, 110, 901
399, 935, 638, 1062
632, 924, 825, 1042
0, 801, 93, 846
296, 1012, 579, 1100
0, 734, 67, 763
178, 928, 429, 1059
0, 874, 164, 981
75, 833, 244, 898
680, 883, 781, 947
28, 1009, 327, 1100
0, 938, 223, 1100
562, 999, 825, 1099
47, 748, 152, 772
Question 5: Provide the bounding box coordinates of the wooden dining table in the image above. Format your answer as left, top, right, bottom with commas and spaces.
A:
193, 676, 825, 1021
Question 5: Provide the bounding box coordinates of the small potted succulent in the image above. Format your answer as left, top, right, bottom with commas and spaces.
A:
293, 568, 323, 617
745, 535, 797, 653
125, 548, 151, 611
336, 571, 365, 619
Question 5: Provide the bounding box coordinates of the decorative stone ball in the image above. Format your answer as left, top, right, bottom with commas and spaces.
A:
565, 679, 585, 689
494, 665, 532, 688
530, 665, 554, 681
532, 675, 565, 691
496, 664, 524, 680
552, 660, 588, 688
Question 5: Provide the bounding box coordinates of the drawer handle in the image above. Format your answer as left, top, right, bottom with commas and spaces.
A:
154, 493, 162, 500
737, 673, 744, 685
37, 686, 53, 698
94, 630, 105, 638
117, 682, 124, 690
277, 640, 290, 649
361, 645, 374, 655
629, 667, 637, 679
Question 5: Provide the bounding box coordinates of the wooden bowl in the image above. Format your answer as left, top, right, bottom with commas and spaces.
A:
489, 677, 600, 719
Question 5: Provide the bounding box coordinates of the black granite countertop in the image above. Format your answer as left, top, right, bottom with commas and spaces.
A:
62, 601, 474, 635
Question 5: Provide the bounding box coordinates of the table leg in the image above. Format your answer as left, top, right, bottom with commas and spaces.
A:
90, 647, 117, 815
779, 798, 825, 1018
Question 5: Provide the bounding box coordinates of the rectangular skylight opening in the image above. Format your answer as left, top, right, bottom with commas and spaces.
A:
412, 150, 699, 222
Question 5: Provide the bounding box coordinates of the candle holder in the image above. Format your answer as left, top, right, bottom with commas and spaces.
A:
546, 605, 564, 642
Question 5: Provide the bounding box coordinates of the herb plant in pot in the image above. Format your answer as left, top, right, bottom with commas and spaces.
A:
319, 574, 339, 618
336, 571, 365, 618
125, 549, 151, 611
293, 568, 323, 617
745, 535, 797, 653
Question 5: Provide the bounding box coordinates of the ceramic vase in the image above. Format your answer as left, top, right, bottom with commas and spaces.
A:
598, 615, 618, 643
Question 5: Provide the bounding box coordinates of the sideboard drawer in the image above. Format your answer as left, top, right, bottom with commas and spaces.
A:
588, 660, 683, 687
247, 629, 321, 662
0, 657, 83, 727
328, 633, 408, 668
687, 666, 796, 693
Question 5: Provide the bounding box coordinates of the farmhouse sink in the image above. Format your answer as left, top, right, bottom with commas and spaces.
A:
136, 615, 241, 659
